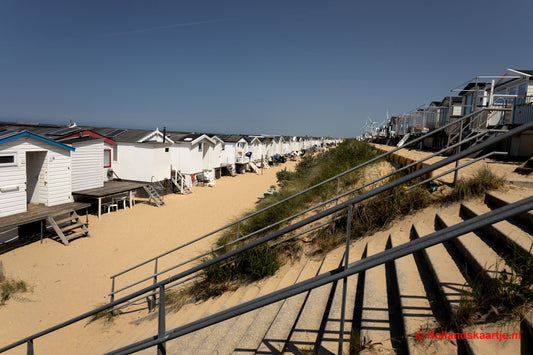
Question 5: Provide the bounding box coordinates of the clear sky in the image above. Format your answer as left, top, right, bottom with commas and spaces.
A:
1, 0, 532, 138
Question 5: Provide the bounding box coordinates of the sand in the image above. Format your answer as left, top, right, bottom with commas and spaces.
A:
0, 162, 296, 354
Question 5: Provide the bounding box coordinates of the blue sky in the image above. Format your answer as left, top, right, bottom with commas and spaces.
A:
1, 0, 532, 137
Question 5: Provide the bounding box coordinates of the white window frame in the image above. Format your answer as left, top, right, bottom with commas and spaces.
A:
0, 152, 18, 167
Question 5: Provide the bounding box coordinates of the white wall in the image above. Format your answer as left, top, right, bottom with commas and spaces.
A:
220, 142, 236, 166
0, 137, 72, 217
113, 143, 171, 182
71, 140, 105, 192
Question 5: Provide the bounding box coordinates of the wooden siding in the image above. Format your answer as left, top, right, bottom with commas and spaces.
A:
71, 140, 104, 192
0, 137, 72, 217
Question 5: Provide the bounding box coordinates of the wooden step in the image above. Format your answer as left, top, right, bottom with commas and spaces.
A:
53, 215, 76, 225
60, 221, 85, 233
64, 230, 88, 240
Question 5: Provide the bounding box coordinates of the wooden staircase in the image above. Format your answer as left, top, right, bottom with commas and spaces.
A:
171, 171, 193, 194
46, 211, 89, 246
249, 161, 261, 174
142, 184, 166, 207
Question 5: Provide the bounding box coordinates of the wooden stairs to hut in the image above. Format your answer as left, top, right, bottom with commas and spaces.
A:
46, 211, 89, 246
249, 161, 260, 174
143, 184, 166, 207
227, 164, 237, 177
99, 190, 533, 354
171, 173, 193, 195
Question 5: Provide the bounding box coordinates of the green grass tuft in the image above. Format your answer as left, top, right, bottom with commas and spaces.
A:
446, 166, 506, 202
0, 279, 27, 305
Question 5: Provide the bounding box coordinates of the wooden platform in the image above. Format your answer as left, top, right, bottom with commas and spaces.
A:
0, 202, 91, 230
72, 181, 146, 218
72, 180, 145, 198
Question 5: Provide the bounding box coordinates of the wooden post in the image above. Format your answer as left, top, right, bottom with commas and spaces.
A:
98, 197, 102, 219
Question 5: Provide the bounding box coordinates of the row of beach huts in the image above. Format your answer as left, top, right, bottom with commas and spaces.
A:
0, 121, 339, 225
360, 68, 533, 157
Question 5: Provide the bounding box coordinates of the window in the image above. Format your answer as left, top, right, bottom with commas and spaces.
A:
221, 143, 225, 151
0, 153, 16, 166
104, 149, 111, 168
165, 147, 169, 152
198, 142, 203, 152
112, 146, 118, 161
518, 83, 527, 97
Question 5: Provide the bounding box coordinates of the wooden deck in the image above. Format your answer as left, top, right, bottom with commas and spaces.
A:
72, 181, 146, 218
0, 202, 91, 230
72, 180, 145, 198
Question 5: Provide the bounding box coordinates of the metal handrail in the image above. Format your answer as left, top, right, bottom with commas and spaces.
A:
108, 109, 503, 301
106, 196, 533, 355
3, 120, 532, 354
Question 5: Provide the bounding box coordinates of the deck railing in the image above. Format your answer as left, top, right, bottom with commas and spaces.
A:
2, 120, 532, 355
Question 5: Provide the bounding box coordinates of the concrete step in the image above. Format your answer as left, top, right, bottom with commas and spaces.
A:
460, 202, 533, 261
164, 259, 302, 354
411, 222, 470, 320
391, 229, 457, 355
317, 238, 368, 354
485, 191, 533, 228
358, 235, 394, 355
234, 256, 323, 354
282, 247, 345, 354
436, 212, 514, 282
168, 280, 260, 352
193, 256, 312, 354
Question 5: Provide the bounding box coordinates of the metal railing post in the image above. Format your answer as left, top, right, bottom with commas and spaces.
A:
453, 120, 464, 185
153, 259, 158, 285
151, 259, 159, 311
339, 204, 352, 354
26, 340, 33, 355
110, 277, 115, 303
157, 286, 166, 355
336, 177, 340, 205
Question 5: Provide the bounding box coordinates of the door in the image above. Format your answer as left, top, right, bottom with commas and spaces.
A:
26, 151, 46, 204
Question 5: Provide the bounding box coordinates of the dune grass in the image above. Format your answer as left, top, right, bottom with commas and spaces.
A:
0, 278, 27, 305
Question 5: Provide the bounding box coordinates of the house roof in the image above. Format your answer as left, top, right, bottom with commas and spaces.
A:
510, 69, 533, 77
174, 133, 216, 145
217, 134, 247, 143
0, 131, 75, 151
56, 136, 101, 145
58, 129, 117, 146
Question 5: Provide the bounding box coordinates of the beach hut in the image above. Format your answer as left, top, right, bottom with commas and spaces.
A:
171, 133, 217, 183
57, 136, 106, 192
0, 130, 74, 217
88, 127, 174, 183
248, 136, 264, 162
57, 128, 118, 184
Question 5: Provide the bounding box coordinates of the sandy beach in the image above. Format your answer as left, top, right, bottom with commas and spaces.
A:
0, 161, 296, 354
